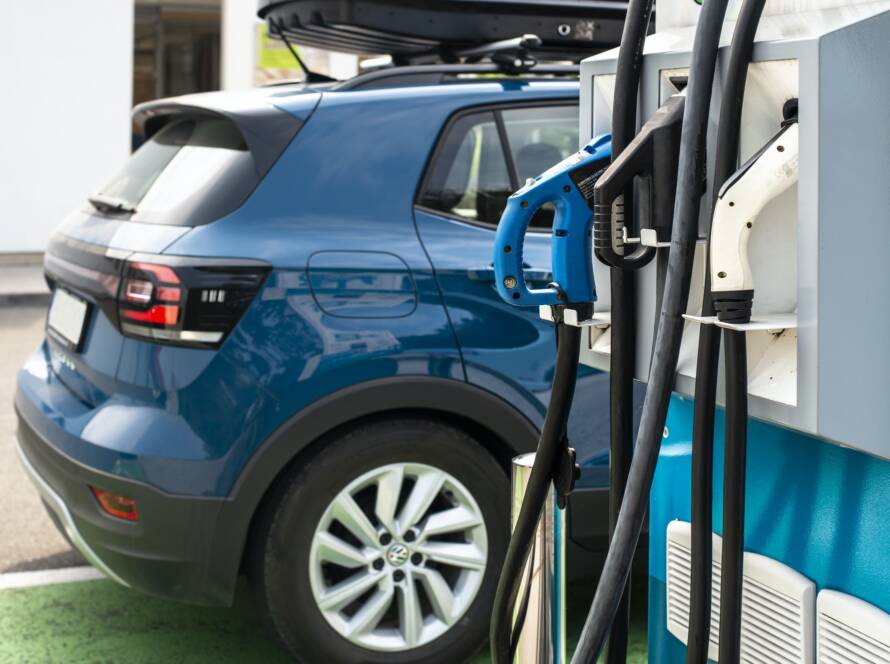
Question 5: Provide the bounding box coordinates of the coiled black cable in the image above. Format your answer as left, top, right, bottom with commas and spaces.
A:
686, 2, 766, 661
571, 0, 730, 659
489, 322, 581, 664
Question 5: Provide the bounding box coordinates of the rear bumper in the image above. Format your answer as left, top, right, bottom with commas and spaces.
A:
15, 437, 128, 587
15, 409, 238, 606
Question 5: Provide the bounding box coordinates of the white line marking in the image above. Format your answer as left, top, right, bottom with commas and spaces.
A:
0, 566, 105, 590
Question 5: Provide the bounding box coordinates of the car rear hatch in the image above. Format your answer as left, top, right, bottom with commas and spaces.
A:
42, 87, 319, 406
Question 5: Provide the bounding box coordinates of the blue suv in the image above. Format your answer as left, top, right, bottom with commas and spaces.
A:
15, 67, 613, 663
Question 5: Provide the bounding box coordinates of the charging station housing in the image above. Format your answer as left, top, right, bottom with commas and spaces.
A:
580, 0, 890, 460
578, 2, 890, 661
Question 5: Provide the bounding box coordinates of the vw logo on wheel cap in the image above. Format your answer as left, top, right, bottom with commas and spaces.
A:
386, 543, 410, 566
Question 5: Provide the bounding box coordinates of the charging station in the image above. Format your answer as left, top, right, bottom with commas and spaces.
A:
492, 1, 890, 662
575, 1, 890, 661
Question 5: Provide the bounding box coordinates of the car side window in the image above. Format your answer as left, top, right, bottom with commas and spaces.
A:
419, 104, 579, 230
501, 105, 580, 230
419, 112, 512, 226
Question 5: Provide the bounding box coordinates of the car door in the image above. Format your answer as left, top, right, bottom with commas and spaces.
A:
413, 102, 610, 489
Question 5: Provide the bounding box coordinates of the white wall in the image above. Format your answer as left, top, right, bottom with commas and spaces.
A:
0, 0, 134, 254
327, 51, 360, 80
221, 0, 258, 90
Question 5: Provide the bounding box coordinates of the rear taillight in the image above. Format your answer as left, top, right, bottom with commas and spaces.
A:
117, 258, 269, 347
90, 486, 138, 521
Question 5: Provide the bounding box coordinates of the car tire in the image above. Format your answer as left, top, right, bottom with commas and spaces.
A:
249, 418, 508, 664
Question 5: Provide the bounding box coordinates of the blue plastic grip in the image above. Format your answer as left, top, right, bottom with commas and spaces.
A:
494, 134, 611, 307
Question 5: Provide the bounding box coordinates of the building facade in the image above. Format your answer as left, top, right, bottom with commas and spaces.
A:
0, 0, 357, 254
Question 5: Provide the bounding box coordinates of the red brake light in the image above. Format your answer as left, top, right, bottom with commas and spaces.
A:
156, 286, 181, 302
120, 261, 183, 331
116, 258, 269, 348
130, 262, 180, 284
90, 486, 138, 521
121, 304, 179, 325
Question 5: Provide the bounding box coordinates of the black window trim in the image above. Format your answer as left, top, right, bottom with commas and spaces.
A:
494, 111, 521, 192
413, 98, 579, 234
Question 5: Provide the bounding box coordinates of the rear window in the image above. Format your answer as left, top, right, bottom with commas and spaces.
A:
92, 115, 259, 226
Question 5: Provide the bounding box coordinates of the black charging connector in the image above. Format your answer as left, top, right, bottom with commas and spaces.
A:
594, 94, 685, 252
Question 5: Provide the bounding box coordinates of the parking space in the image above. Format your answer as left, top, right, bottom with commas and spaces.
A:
0, 578, 291, 663
0, 575, 646, 663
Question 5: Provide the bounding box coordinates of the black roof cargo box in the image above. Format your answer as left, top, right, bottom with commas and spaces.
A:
257, 0, 628, 63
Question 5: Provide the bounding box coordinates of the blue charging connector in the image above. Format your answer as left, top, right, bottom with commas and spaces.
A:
493, 134, 611, 308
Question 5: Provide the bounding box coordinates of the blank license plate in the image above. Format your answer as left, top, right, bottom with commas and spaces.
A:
47, 289, 89, 351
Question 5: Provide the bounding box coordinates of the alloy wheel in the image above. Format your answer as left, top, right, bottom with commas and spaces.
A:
308, 462, 488, 651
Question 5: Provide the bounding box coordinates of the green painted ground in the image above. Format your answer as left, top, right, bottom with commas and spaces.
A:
0, 578, 646, 663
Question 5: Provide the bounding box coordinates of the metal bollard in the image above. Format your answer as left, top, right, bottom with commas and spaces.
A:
510, 453, 566, 664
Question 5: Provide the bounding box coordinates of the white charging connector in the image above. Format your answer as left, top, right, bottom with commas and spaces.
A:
710, 121, 799, 322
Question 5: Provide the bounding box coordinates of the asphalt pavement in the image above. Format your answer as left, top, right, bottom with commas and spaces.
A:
0, 303, 84, 572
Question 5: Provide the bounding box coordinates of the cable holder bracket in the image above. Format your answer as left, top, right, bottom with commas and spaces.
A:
682, 312, 797, 333
539, 304, 610, 328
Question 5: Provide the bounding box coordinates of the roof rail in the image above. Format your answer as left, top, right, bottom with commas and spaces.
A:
453, 34, 542, 74
333, 63, 579, 92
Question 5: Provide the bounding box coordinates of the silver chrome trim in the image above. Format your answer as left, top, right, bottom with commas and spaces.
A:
120, 323, 223, 343
15, 437, 130, 588
511, 453, 566, 664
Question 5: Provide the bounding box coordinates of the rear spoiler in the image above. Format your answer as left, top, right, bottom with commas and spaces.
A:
132, 93, 309, 177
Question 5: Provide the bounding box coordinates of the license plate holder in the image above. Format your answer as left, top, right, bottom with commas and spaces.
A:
47, 289, 90, 352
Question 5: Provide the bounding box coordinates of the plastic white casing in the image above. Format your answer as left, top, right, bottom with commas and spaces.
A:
665, 520, 815, 663
816, 590, 890, 662
710, 122, 800, 294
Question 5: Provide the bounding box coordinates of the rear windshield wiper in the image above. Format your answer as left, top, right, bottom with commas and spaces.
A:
88, 195, 137, 215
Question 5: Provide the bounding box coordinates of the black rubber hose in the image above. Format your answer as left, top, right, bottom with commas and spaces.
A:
489, 322, 581, 664
685, 3, 765, 661
605, 1, 654, 660
571, 0, 731, 659
606, 270, 635, 664
609, 0, 652, 158
719, 329, 748, 664
713, 0, 767, 188
686, 326, 719, 664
